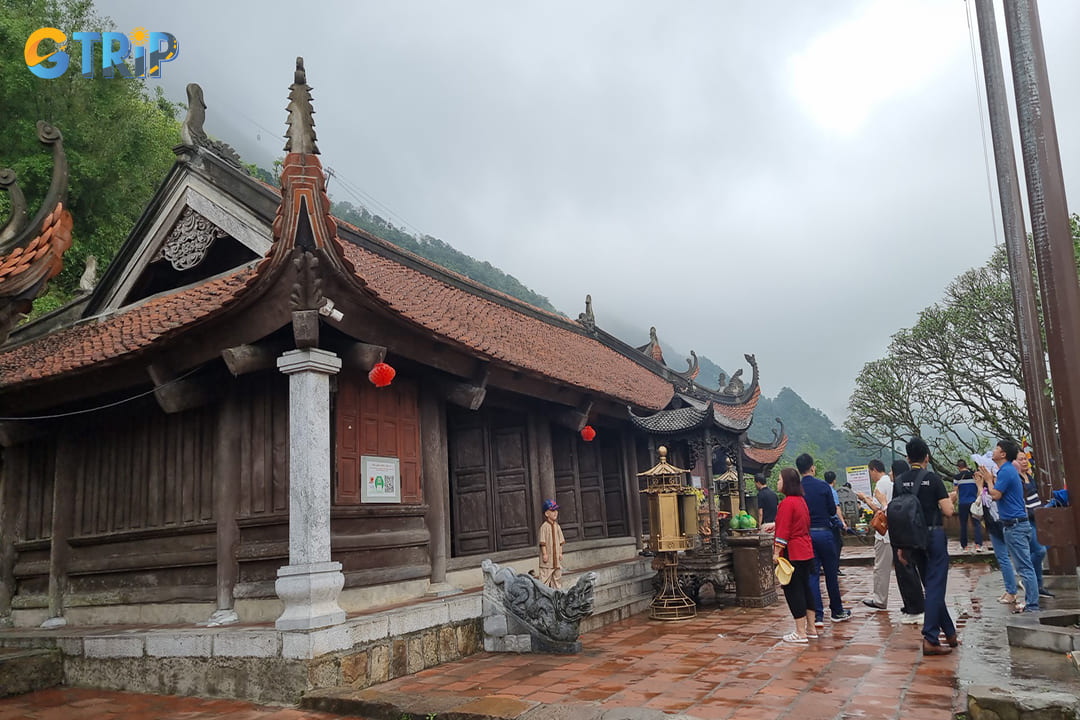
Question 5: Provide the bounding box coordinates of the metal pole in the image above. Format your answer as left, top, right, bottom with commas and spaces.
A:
974, 0, 1063, 500
1003, 0, 1080, 563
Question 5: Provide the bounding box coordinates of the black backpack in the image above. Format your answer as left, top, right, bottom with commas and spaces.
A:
887, 468, 929, 550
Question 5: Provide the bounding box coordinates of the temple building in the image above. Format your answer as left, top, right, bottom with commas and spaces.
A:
0, 59, 785, 641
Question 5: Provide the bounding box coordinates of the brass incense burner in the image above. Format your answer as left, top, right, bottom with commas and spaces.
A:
639, 446, 698, 620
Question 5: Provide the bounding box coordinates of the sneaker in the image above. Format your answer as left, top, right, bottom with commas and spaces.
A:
862, 599, 887, 610
814, 618, 825, 628
837, 569, 846, 576
901, 612, 924, 625
1039, 588, 1055, 598
831, 609, 853, 622
974, 546, 984, 553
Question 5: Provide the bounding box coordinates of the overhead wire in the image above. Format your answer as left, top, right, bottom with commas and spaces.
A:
0, 365, 204, 421
963, 0, 1005, 249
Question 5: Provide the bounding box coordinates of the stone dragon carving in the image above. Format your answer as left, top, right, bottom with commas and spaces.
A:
481, 559, 596, 652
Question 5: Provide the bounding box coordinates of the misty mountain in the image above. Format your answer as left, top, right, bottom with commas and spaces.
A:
321, 191, 854, 471
750, 386, 860, 472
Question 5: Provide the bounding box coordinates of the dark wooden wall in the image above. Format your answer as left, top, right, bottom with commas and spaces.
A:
2, 365, 646, 615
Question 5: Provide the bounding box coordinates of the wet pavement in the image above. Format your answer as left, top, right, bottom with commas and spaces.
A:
1, 546, 1076, 720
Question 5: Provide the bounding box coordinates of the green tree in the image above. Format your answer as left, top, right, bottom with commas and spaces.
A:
844, 215, 1080, 475
0, 0, 182, 317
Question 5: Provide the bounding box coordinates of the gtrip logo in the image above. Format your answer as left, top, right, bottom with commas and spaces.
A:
25, 27, 179, 79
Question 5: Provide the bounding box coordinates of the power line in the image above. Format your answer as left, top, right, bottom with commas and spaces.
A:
964, 0, 1005, 249
0, 366, 203, 421
216, 98, 431, 240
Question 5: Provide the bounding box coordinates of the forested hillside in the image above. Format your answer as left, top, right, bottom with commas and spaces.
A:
750, 386, 861, 478
330, 200, 559, 314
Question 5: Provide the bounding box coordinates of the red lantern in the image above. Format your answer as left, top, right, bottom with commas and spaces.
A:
368, 362, 396, 387
581, 425, 596, 442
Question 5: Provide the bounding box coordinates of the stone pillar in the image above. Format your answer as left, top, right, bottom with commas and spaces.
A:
275, 348, 346, 631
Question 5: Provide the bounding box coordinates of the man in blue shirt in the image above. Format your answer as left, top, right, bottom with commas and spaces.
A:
953, 460, 983, 553
976, 438, 1039, 613
798, 453, 851, 626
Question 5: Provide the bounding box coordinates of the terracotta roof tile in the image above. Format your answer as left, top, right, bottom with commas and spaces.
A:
340, 242, 673, 410
0, 269, 254, 388
0, 204, 72, 288
710, 386, 761, 430
744, 434, 788, 465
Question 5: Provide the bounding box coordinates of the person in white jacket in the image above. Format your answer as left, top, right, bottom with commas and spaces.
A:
856, 459, 893, 610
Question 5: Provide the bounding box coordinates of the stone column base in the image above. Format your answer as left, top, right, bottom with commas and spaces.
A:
425, 581, 462, 597
275, 561, 346, 631
203, 609, 239, 627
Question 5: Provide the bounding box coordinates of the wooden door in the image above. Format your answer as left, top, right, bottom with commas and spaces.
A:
449, 422, 493, 555
551, 429, 583, 541
448, 407, 534, 556
335, 373, 422, 505
491, 422, 532, 549
600, 436, 628, 537
576, 437, 608, 539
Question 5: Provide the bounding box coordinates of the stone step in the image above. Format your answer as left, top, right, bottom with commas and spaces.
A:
0, 647, 62, 698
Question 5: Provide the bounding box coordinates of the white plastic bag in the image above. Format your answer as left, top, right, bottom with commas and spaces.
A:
970, 499, 984, 518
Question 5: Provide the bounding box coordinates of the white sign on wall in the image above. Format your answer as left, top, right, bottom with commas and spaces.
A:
361, 455, 401, 504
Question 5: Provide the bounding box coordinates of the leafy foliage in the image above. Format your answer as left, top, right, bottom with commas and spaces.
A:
330, 200, 559, 313
0, 0, 182, 318
844, 215, 1080, 475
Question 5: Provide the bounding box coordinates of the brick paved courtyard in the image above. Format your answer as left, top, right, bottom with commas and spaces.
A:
0, 559, 996, 720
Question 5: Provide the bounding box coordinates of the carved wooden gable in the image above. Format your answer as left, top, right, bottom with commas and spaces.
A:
92, 170, 274, 313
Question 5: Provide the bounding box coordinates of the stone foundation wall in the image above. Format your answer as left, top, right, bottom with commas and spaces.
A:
60, 618, 482, 705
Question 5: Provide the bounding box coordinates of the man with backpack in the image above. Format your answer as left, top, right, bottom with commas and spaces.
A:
890, 437, 956, 656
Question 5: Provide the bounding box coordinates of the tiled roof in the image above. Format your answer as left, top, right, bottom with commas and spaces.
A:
744, 433, 788, 465
0, 203, 72, 287
627, 385, 762, 434
628, 405, 710, 434
711, 385, 761, 431
339, 242, 674, 410
0, 269, 254, 387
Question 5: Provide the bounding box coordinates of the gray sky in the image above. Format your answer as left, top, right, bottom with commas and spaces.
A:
94, 0, 1080, 426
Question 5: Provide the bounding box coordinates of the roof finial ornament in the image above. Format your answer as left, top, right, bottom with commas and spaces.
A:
78, 255, 98, 293
636, 326, 665, 365
181, 83, 207, 146
180, 83, 245, 170
577, 293, 596, 334
0, 169, 29, 251
284, 56, 319, 155
0, 121, 73, 344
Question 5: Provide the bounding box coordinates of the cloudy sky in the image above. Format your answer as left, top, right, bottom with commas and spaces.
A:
94, 0, 1080, 426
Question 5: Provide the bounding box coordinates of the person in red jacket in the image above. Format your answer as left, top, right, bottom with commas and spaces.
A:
772, 466, 817, 643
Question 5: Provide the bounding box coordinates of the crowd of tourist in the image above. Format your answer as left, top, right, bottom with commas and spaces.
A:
761, 437, 1053, 655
